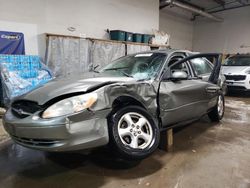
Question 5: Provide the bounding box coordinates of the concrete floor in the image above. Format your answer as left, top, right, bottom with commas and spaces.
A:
0, 95, 250, 188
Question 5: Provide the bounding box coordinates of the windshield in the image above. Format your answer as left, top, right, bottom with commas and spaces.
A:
224, 56, 250, 66
99, 53, 167, 80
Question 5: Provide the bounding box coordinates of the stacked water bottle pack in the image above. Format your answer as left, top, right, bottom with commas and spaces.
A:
0, 54, 53, 105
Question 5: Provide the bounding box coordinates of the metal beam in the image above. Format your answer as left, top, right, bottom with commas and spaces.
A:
160, 0, 223, 22
208, 3, 250, 13
160, 0, 205, 10
177, 0, 205, 10
213, 0, 225, 7
237, 0, 248, 5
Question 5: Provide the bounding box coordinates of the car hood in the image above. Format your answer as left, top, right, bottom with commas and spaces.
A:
19, 72, 135, 105
222, 66, 249, 75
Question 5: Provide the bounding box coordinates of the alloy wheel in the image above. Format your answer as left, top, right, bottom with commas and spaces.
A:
117, 112, 153, 149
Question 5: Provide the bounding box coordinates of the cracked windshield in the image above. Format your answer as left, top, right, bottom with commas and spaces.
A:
100, 53, 167, 80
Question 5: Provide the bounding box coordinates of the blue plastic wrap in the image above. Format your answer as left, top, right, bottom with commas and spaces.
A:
0, 54, 53, 106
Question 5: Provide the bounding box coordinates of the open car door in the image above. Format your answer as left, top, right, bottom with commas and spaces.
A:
158, 53, 222, 127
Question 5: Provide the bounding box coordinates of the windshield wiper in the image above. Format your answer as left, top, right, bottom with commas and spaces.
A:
103, 67, 133, 78
119, 70, 133, 78
103, 67, 129, 71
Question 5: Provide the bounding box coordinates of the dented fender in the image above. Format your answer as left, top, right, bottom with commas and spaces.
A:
89, 80, 159, 119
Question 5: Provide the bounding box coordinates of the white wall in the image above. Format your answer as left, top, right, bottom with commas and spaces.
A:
193, 6, 250, 54
159, 7, 194, 50
0, 0, 159, 57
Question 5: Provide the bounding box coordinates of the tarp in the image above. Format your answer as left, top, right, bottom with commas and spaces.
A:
0, 31, 25, 55
91, 41, 125, 68
127, 44, 151, 55
45, 36, 152, 76
0, 55, 53, 106
46, 36, 91, 77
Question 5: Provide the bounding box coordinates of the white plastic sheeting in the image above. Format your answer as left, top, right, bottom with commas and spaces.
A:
91, 41, 125, 68
46, 36, 91, 77
127, 44, 151, 55
46, 36, 153, 76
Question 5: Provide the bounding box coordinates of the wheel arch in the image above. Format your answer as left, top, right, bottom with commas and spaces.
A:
112, 95, 146, 110
106, 95, 146, 119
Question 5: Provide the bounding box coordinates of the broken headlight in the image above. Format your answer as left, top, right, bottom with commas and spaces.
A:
42, 93, 98, 118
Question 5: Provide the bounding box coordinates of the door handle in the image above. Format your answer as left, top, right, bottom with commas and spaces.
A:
206, 87, 219, 93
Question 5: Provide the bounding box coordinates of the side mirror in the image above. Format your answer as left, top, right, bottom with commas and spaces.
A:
161, 70, 188, 81
170, 71, 188, 81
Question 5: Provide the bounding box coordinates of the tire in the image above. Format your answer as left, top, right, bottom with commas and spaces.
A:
208, 94, 225, 122
108, 105, 160, 160
222, 84, 228, 96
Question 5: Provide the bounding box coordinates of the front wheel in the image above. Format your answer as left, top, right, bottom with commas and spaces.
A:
108, 105, 160, 160
208, 94, 225, 122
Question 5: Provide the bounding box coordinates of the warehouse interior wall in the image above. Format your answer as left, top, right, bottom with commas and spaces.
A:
159, 7, 194, 50
1, 0, 249, 57
193, 6, 250, 54
0, 0, 159, 58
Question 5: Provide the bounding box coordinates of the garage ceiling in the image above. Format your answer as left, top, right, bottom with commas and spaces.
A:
160, 0, 250, 21
181, 0, 250, 12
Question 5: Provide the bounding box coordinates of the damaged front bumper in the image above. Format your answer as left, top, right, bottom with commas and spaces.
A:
3, 108, 111, 151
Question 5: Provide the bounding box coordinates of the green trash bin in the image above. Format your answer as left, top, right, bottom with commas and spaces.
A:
133, 33, 142, 43
125, 32, 133, 42
109, 30, 126, 41
142, 34, 153, 44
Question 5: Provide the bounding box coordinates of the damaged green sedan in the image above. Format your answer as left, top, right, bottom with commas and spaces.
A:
3, 50, 225, 160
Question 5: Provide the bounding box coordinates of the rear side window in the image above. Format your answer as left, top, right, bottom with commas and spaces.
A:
190, 58, 213, 76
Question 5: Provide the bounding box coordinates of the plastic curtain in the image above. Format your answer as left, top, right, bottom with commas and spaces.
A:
46, 36, 91, 77
46, 36, 152, 76
127, 44, 151, 55
90, 41, 125, 69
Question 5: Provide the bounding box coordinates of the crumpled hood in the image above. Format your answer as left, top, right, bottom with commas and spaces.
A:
18, 72, 135, 105
222, 66, 249, 75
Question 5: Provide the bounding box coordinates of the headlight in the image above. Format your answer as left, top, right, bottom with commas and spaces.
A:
42, 93, 98, 118
245, 69, 250, 74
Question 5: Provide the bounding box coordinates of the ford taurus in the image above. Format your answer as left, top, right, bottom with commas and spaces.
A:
3, 50, 225, 160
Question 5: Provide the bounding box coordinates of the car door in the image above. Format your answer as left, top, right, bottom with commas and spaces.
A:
158, 53, 221, 127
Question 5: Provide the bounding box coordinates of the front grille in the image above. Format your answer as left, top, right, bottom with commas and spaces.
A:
12, 135, 61, 147
228, 86, 247, 90
11, 100, 42, 118
225, 75, 246, 81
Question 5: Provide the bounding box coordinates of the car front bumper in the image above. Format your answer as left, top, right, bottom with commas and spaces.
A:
3, 108, 111, 152
225, 74, 250, 91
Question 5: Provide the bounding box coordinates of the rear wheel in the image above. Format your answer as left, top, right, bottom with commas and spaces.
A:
108, 105, 160, 160
208, 94, 225, 122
